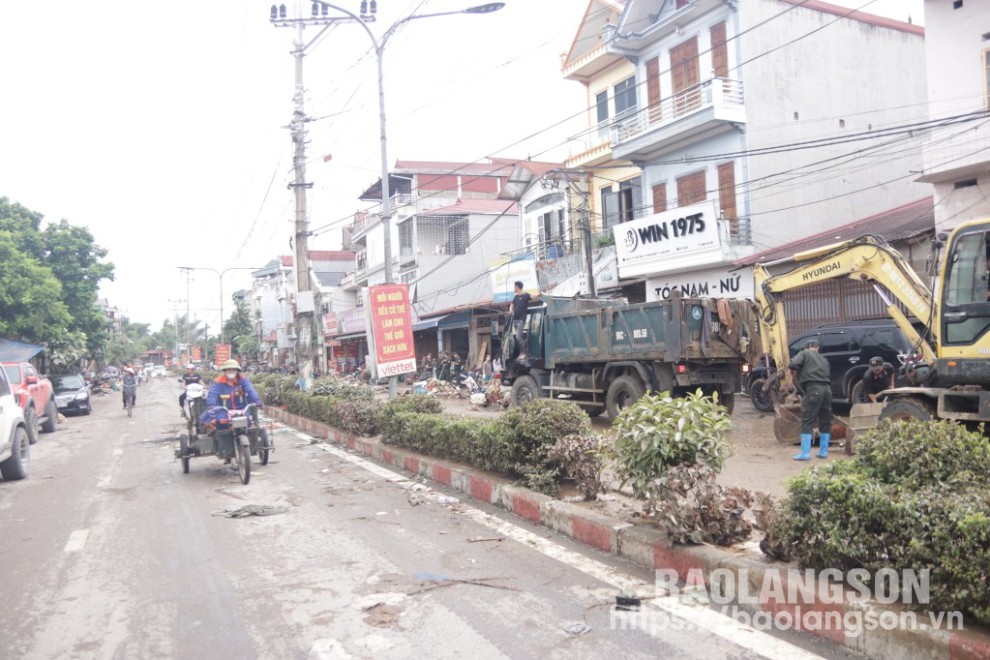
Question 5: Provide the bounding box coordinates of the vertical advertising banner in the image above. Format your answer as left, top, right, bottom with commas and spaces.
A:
214, 343, 231, 368
191, 346, 203, 362
367, 284, 416, 377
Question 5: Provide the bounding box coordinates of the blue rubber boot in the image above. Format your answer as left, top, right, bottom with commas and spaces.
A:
793, 434, 812, 461
817, 433, 831, 459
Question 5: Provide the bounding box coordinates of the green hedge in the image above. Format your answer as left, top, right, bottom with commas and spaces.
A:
773, 420, 990, 625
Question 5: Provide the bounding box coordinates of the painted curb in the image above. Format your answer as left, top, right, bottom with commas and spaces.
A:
265, 407, 990, 660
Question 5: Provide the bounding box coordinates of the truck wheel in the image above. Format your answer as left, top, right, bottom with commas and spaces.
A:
878, 398, 933, 423
720, 392, 735, 415
511, 375, 540, 406
24, 407, 39, 445
749, 378, 775, 413
0, 427, 30, 481
607, 375, 644, 420
41, 400, 58, 433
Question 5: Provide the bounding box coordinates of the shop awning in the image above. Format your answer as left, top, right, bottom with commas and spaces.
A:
334, 332, 366, 341
413, 314, 448, 332
437, 311, 472, 331
0, 338, 44, 363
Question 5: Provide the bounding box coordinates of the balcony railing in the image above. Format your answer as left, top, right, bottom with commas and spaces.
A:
349, 193, 417, 237
611, 78, 744, 146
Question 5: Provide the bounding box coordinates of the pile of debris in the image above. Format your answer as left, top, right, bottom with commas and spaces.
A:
412, 378, 466, 399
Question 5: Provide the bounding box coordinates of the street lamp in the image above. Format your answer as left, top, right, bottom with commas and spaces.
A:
178, 267, 260, 345
315, 2, 505, 286
314, 0, 504, 397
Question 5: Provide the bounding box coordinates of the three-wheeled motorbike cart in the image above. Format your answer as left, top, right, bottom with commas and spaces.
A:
175, 383, 272, 485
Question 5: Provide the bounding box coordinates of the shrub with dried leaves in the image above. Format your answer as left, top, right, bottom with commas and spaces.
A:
654, 464, 755, 546
547, 434, 608, 500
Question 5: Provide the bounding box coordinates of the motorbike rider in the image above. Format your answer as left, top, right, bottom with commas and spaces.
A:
121, 368, 138, 410
205, 359, 262, 413
178, 363, 203, 419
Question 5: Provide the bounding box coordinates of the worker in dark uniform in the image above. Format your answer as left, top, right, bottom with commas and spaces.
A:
788, 339, 832, 460
861, 356, 895, 402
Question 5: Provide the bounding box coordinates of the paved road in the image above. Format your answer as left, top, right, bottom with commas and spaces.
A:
0, 379, 857, 659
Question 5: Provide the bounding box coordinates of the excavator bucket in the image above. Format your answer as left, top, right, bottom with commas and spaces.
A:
772, 403, 803, 445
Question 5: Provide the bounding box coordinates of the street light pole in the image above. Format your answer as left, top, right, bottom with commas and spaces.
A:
178, 266, 260, 349
315, 1, 504, 397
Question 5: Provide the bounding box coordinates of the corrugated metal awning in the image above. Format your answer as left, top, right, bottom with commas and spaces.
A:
413, 314, 448, 332
437, 311, 471, 331
0, 339, 44, 362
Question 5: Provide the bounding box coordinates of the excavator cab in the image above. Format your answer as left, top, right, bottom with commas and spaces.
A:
940, 227, 990, 349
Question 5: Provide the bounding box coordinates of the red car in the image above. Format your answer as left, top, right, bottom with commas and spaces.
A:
1, 362, 57, 444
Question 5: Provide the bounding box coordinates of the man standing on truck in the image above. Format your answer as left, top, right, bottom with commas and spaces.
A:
788, 339, 832, 461
508, 281, 539, 357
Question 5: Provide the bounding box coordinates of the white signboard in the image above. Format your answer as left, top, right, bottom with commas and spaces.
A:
613, 200, 722, 278
490, 256, 539, 303
646, 266, 754, 302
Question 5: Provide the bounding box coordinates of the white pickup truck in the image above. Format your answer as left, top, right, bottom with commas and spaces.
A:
0, 363, 30, 480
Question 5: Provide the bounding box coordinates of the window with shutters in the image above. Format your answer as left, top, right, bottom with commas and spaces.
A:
717, 161, 737, 236
614, 76, 637, 120
670, 36, 700, 116
676, 171, 706, 206
595, 90, 609, 139
646, 57, 661, 123
652, 183, 667, 213
711, 22, 728, 79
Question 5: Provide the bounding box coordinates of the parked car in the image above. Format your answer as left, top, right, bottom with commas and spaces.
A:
51, 374, 92, 416
152, 365, 167, 378
1, 361, 57, 445
748, 319, 917, 409
0, 364, 30, 480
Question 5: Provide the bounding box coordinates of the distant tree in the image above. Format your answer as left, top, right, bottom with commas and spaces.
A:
222, 300, 255, 352
0, 231, 71, 345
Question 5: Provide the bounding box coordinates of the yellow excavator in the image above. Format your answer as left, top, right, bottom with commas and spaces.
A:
753, 219, 990, 442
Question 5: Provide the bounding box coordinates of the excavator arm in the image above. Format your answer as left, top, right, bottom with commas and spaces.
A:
753, 234, 937, 380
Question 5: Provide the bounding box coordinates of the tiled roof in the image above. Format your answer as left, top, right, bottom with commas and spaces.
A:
418, 198, 517, 216
736, 197, 935, 266
781, 0, 923, 36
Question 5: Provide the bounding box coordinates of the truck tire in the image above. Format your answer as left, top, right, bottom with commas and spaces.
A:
0, 426, 30, 481
606, 375, 645, 420
511, 375, 541, 406
24, 406, 39, 445
878, 397, 933, 423
41, 399, 58, 433
749, 378, 775, 413
720, 392, 735, 415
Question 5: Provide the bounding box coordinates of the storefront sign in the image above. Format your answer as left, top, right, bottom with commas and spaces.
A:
646, 267, 754, 302
337, 307, 366, 335
214, 343, 231, 367
191, 346, 202, 362
367, 284, 416, 377
614, 200, 722, 278
490, 256, 539, 303
323, 313, 337, 336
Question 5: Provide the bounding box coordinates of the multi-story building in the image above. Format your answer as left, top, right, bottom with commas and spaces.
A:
916, 0, 990, 232
564, 0, 927, 299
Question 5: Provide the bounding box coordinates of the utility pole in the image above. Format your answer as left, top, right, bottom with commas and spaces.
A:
271, 1, 354, 389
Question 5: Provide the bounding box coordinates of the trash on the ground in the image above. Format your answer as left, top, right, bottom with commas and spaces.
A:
437, 495, 460, 504
363, 603, 402, 628
376, 511, 388, 516
615, 595, 641, 611
407, 491, 424, 506
211, 504, 288, 518
564, 623, 592, 635
466, 536, 504, 543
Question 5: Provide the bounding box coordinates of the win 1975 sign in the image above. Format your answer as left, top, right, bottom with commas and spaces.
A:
613, 200, 722, 279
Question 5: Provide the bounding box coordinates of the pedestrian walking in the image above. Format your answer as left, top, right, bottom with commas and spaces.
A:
788, 339, 832, 460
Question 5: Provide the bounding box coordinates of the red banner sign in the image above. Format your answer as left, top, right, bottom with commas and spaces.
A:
192, 346, 202, 362
368, 284, 416, 376
214, 343, 231, 367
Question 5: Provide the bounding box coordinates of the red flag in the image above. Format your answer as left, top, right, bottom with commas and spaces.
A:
322, 154, 332, 163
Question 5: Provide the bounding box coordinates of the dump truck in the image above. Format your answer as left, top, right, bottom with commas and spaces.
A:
752, 219, 990, 441
498, 295, 760, 420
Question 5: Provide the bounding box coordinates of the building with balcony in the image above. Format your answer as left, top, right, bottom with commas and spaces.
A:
562, 0, 644, 234
578, 0, 926, 298
916, 0, 990, 232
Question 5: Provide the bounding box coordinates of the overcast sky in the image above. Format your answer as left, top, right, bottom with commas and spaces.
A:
0, 0, 925, 331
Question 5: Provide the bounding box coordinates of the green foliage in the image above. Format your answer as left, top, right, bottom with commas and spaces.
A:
222, 300, 257, 358
336, 399, 382, 436
262, 377, 297, 406
380, 395, 444, 439
855, 419, 990, 490
547, 434, 607, 500
608, 390, 732, 509
500, 399, 591, 466
771, 420, 990, 625
0, 231, 72, 344
310, 377, 375, 400
655, 464, 754, 545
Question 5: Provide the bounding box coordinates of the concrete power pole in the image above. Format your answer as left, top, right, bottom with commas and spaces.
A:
289, 14, 316, 388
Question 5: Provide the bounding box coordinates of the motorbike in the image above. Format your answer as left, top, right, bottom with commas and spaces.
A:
175, 384, 272, 485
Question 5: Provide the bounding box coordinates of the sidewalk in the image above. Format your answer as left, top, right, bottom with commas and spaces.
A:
265, 404, 990, 660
